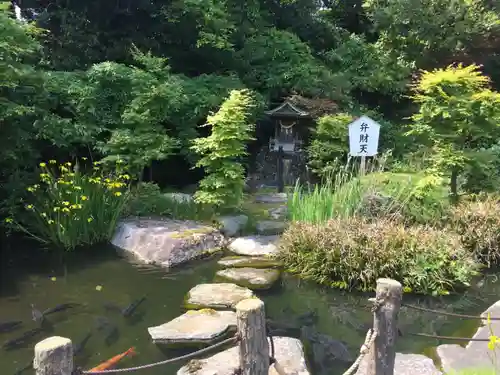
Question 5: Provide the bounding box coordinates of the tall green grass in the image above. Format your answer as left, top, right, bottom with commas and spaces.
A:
288, 156, 414, 224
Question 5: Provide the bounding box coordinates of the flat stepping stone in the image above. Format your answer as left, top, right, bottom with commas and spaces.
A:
436, 300, 500, 373
256, 221, 287, 235
177, 336, 310, 375
228, 236, 279, 256
217, 215, 248, 237
184, 283, 254, 310
254, 193, 288, 204
356, 353, 441, 375
215, 268, 281, 290
147, 309, 236, 346
217, 256, 283, 269
268, 205, 287, 220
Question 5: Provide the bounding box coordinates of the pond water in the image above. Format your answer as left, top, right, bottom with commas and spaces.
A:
1, 242, 499, 375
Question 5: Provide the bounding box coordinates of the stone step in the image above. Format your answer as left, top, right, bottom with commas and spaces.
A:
184, 283, 254, 310
255, 220, 287, 235
254, 193, 288, 204
147, 309, 236, 347
214, 267, 281, 290
217, 256, 283, 269
177, 336, 310, 375
228, 235, 279, 256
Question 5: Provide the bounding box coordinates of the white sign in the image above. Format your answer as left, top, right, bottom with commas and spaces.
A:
348, 115, 380, 157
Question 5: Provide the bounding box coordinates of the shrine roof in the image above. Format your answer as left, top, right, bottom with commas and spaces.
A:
264, 101, 311, 118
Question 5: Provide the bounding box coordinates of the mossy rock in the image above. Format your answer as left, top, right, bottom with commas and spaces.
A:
217, 255, 284, 269
170, 226, 217, 239
214, 267, 281, 290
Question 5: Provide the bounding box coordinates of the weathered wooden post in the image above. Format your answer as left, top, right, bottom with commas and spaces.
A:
236, 298, 270, 375
34, 336, 73, 375
367, 278, 402, 375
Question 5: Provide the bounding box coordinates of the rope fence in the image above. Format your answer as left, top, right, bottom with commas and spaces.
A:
33, 278, 498, 375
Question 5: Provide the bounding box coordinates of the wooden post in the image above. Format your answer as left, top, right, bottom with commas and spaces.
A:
277, 146, 284, 193
34, 336, 73, 375
236, 298, 269, 375
360, 155, 366, 176
367, 278, 402, 375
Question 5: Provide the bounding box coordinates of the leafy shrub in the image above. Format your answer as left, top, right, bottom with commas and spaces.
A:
307, 113, 352, 178
449, 197, 500, 268
278, 217, 478, 295
5, 159, 131, 251
125, 182, 215, 221
288, 168, 449, 225
191, 89, 257, 209
461, 146, 500, 194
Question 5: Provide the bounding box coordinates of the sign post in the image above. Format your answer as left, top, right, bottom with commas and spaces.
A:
348, 116, 381, 175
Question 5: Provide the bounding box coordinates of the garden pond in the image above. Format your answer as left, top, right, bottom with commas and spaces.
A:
1, 242, 499, 375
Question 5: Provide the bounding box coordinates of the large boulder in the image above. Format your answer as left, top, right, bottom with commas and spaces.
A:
217, 215, 248, 237
228, 236, 279, 256
111, 218, 224, 268
184, 283, 254, 310
147, 310, 236, 347
215, 268, 281, 290
255, 221, 287, 235
177, 336, 310, 375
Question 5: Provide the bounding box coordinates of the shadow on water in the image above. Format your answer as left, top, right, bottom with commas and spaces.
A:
1, 237, 500, 375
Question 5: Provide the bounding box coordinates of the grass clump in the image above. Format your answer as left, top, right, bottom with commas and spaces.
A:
278, 217, 478, 295
5, 159, 131, 251
449, 196, 500, 268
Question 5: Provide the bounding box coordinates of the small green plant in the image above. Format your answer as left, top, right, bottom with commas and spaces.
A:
278, 217, 478, 295
449, 197, 500, 268
4, 159, 131, 251
125, 182, 215, 221
191, 89, 257, 209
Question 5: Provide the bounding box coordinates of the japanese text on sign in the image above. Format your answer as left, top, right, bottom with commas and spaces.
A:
347, 116, 380, 157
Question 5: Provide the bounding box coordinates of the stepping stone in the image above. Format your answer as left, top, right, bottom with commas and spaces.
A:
184, 283, 254, 310
217, 256, 283, 269
163, 193, 194, 203
254, 193, 288, 204
256, 221, 287, 235
229, 236, 279, 256
177, 336, 310, 375
217, 215, 248, 237
215, 268, 281, 290
356, 353, 441, 375
268, 205, 287, 220
147, 309, 236, 347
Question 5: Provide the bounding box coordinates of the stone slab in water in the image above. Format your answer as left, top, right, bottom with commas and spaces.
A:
177, 336, 309, 375
184, 283, 254, 310
268, 205, 287, 220
254, 193, 288, 204
111, 218, 224, 268
215, 267, 281, 290
217, 215, 248, 237
217, 256, 283, 269
356, 353, 441, 375
228, 236, 279, 256
256, 220, 287, 235
147, 309, 236, 346
437, 300, 500, 373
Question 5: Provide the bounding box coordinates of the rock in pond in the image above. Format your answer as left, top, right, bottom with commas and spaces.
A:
436, 300, 500, 373
147, 310, 236, 346
356, 353, 441, 375
111, 218, 224, 268
254, 193, 288, 204
177, 336, 309, 375
228, 235, 279, 256
268, 205, 287, 220
184, 283, 254, 310
215, 267, 281, 290
256, 220, 287, 235
217, 215, 248, 237
217, 256, 283, 269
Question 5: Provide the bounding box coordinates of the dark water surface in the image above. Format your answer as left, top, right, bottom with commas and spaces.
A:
1, 242, 499, 375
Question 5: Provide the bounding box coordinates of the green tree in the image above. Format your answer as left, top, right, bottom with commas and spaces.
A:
407, 64, 500, 200
191, 89, 257, 208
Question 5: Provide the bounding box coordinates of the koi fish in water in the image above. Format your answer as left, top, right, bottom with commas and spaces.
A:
88, 347, 136, 371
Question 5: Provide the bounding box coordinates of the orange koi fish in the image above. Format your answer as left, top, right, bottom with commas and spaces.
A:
88, 347, 136, 372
